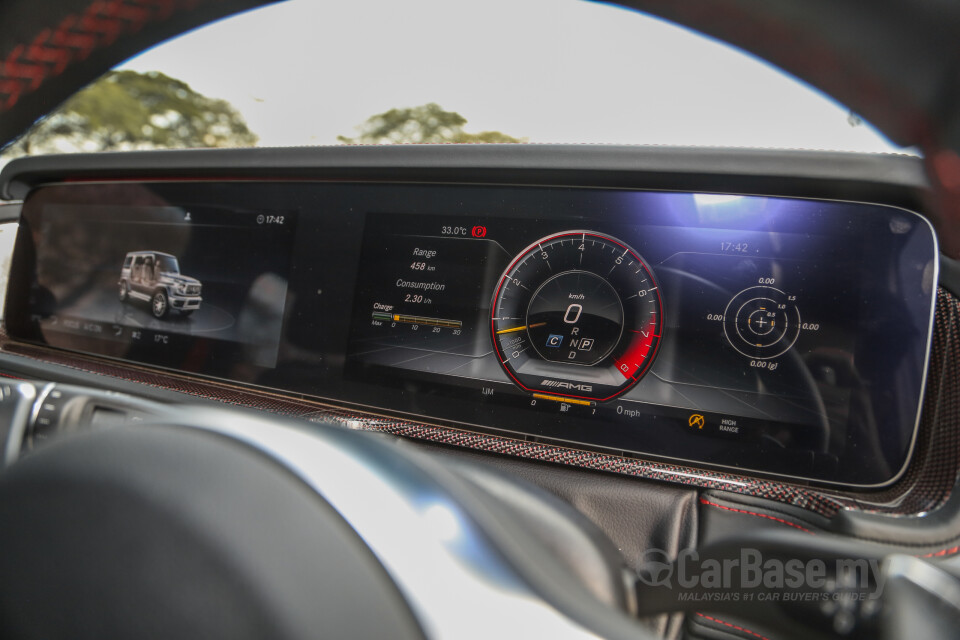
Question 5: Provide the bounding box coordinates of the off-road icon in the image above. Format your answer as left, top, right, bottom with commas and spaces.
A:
118, 251, 202, 319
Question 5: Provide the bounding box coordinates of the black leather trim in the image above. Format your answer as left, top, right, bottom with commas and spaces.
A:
687, 612, 779, 640
698, 490, 830, 547
701, 486, 960, 559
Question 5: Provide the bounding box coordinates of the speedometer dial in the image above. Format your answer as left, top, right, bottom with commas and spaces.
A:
491, 231, 662, 402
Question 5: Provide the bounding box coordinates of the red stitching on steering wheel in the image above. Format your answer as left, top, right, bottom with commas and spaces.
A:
0, 0, 214, 110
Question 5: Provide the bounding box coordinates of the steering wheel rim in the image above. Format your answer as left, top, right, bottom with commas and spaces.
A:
0, 406, 660, 639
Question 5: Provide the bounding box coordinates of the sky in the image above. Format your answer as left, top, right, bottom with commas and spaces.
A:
118, 0, 908, 153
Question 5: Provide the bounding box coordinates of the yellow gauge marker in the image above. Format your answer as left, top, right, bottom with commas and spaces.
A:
496, 325, 528, 335
533, 393, 595, 407
496, 322, 546, 335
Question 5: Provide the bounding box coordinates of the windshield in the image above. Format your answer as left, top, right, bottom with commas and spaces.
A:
0, 0, 912, 169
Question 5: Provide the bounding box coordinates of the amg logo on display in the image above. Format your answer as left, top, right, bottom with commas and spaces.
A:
540, 380, 593, 392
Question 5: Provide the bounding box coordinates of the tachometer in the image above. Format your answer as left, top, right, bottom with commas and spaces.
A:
490, 231, 662, 402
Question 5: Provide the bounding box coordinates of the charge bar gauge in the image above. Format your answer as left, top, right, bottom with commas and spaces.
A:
371, 311, 462, 329
490, 231, 663, 403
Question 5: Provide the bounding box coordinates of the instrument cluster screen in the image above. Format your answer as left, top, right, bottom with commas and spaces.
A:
345, 190, 937, 486
6, 182, 938, 487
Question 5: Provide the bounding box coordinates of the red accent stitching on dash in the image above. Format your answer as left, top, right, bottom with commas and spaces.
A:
922, 545, 960, 558
699, 497, 815, 534
696, 613, 771, 640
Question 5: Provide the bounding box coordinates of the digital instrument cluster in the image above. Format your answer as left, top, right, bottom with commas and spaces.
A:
6, 181, 939, 487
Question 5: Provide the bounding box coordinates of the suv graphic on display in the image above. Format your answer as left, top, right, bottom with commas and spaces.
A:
118, 251, 202, 319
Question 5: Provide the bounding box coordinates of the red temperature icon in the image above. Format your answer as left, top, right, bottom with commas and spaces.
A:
471, 225, 487, 238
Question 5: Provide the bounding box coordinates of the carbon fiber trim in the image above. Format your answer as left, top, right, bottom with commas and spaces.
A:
0, 287, 956, 519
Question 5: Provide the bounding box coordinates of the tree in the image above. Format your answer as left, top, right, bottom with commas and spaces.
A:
338, 103, 524, 145
1, 70, 257, 160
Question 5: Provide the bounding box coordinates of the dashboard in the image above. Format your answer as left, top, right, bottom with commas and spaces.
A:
2, 159, 939, 489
